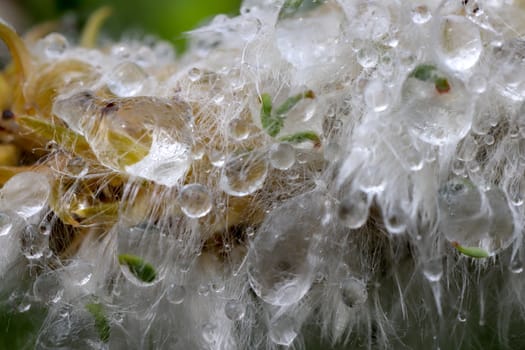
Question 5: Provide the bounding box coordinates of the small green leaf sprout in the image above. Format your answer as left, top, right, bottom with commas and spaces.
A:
410, 64, 451, 94
278, 0, 324, 20
451, 241, 490, 259
279, 131, 321, 147
85, 302, 110, 343
117, 254, 157, 283
260, 90, 315, 137
278, 0, 304, 20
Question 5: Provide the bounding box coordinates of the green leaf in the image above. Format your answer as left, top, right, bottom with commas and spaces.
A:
434, 77, 451, 93
260, 91, 315, 137
260, 93, 283, 137
279, 131, 321, 147
409, 64, 451, 94
410, 64, 437, 82
85, 302, 110, 343
118, 254, 157, 283
452, 242, 490, 259
278, 0, 304, 19
274, 90, 315, 117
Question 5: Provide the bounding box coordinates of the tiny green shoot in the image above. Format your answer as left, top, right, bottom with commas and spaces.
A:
260, 90, 315, 137
451, 241, 489, 259
85, 302, 110, 343
410, 64, 451, 94
278, 0, 304, 20
260, 93, 282, 137
117, 254, 157, 283
279, 131, 321, 147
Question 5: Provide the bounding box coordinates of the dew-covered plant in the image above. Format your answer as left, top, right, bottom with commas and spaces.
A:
2, 0, 525, 349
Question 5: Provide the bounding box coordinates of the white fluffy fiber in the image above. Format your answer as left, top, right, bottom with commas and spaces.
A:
3, 0, 525, 349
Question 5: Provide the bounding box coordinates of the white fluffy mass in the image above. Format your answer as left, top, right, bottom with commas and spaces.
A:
2, 0, 525, 349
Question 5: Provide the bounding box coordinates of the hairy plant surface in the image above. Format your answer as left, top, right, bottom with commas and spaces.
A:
1, 1, 525, 349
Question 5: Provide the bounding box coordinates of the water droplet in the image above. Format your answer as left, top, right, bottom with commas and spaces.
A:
34, 272, 63, 304
439, 178, 514, 255
220, 153, 268, 196
40, 33, 68, 58
467, 75, 487, 94
510, 256, 523, 274
198, 284, 210, 296
483, 134, 495, 145
123, 120, 193, 187
224, 300, 245, 321
324, 142, 341, 162
209, 149, 226, 167
201, 323, 218, 345
117, 224, 167, 286
248, 193, 323, 306
435, 15, 482, 71
275, 1, 345, 71
178, 184, 212, 218
340, 277, 367, 308
246, 227, 255, 237
269, 143, 295, 170
494, 40, 525, 101
213, 93, 225, 104
357, 45, 379, 68
0, 212, 13, 236
411, 5, 432, 24
457, 311, 468, 322
423, 258, 443, 283
66, 157, 88, 177
64, 262, 93, 287
21, 225, 48, 260
188, 67, 202, 82
210, 281, 225, 293
106, 61, 148, 97
350, 2, 391, 40
383, 206, 407, 234
237, 17, 262, 41
166, 284, 186, 304
338, 191, 370, 229
269, 315, 297, 346
401, 67, 473, 145
0, 172, 51, 218
364, 80, 390, 112
229, 118, 251, 141
303, 103, 317, 122
39, 221, 51, 236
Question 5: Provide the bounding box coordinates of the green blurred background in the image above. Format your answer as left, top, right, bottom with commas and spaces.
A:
18, 0, 242, 51
0, 2, 242, 348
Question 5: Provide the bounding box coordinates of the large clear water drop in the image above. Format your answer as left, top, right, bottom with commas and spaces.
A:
247, 192, 323, 306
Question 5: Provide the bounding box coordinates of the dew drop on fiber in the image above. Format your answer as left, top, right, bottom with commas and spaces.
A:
338, 191, 369, 229
0, 172, 51, 219
224, 300, 245, 321
229, 118, 251, 141
269, 143, 295, 170
166, 284, 186, 304
33, 271, 63, 304
220, 153, 269, 196
247, 192, 322, 306
435, 15, 482, 72
107, 61, 148, 97
269, 315, 298, 346
178, 184, 212, 218
21, 224, 48, 260
40, 33, 68, 58
411, 5, 432, 24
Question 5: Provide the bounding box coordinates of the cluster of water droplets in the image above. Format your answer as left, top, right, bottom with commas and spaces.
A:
5, 0, 525, 349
